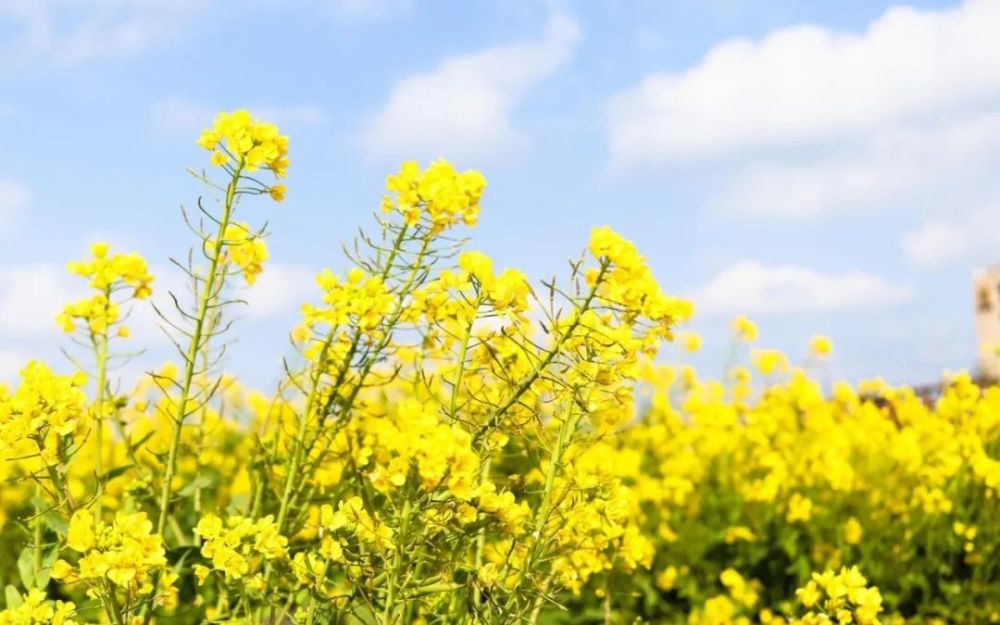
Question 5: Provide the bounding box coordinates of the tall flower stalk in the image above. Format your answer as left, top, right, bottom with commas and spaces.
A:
153, 111, 288, 539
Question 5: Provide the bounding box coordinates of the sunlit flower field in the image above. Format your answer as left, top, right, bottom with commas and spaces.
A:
1, 111, 998, 625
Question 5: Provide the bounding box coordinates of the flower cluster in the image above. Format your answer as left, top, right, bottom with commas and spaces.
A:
66, 242, 153, 298
793, 567, 884, 625
383, 159, 487, 231
320, 497, 393, 552
57, 242, 153, 336
0, 589, 77, 625
1, 112, 998, 625
197, 109, 289, 181
363, 398, 481, 501
54, 508, 167, 608
217, 222, 269, 285
588, 225, 693, 333
193, 514, 288, 583
301, 268, 394, 334
0, 362, 87, 464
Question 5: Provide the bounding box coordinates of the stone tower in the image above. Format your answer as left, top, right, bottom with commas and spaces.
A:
973, 266, 1000, 379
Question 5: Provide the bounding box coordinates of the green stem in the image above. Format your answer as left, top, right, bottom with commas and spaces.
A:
471, 456, 492, 610
106, 590, 126, 625
93, 322, 108, 525
304, 558, 332, 625
274, 324, 339, 533
275, 224, 412, 535
143, 164, 241, 625
155, 163, 241, 539
509, 408, 582, 618
474, 261, 608, 444
279, 227, 434, 531
33, 482, 42, 585
448, 299, 481, 423
194, 310, 223, 531
382, 497, 413, 625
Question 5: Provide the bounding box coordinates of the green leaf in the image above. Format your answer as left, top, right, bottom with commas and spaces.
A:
346, 604, 378, 625
99, 464, 134, 483
4, 585, 23, 609
35, 547, 59, 589
225, 493, 249, 516
172, 548, 192, 573
128, 430, 156, 453
178, 474, 215, 497
16, 547, 34, 591
41, 508, 69, 536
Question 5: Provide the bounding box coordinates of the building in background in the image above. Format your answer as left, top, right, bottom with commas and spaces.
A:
974, 266, 1000, 380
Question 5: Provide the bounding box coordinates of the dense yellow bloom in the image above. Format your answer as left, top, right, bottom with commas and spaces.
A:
301, 267, 393, 333
792, 567, 883, 625
197, 109, 289, 179
0, 589, 77, 625
383, 159, 486, 231
57, 243, 153, 336
725, 526, 756, 544
0, 113, 997, 625
0, 362, 87, 464
194, 514, 288, 582
681, 331, 704, 352
213, 222, 269, 284
657, 565, 680, 591
320, 497, 394, 553
65, 242, 154, 297
721, 568, 760, 609
57, 508, 166, 590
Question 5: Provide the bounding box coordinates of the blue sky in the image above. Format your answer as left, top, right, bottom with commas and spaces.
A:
1, 0, 998, 390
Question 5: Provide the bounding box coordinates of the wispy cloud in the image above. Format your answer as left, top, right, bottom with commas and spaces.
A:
0, 349, 32, 381
609, 0, 1000, 165
902, 202, 1000, 267
151, 98, 328, 135
690, 261, 911, 315
362, 11, 581, 163
0, 263, 78, 334
712, 113, 1000, 218
608, 0, 1000, 223
241, 264, 317, 319
0, 0, 209, 70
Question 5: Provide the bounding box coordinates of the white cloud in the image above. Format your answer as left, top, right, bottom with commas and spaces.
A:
0, 258, 311, 340
362, 12, 581, 163
152, 98, 328, 135
902, 203, 1000, 267
609, 0, 1000, 166
0, 258, 312, 387
241, 264, 317, 319
714, 113, 1000, 217
901, 220, 969, 267
0, 260, 171, 341
130, 262, 312, 346
691, 261, 911, 315
0, 349, 30, 381
0, 264, 80, 334
0, 180, 29, 233
0, 0, 207, 69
